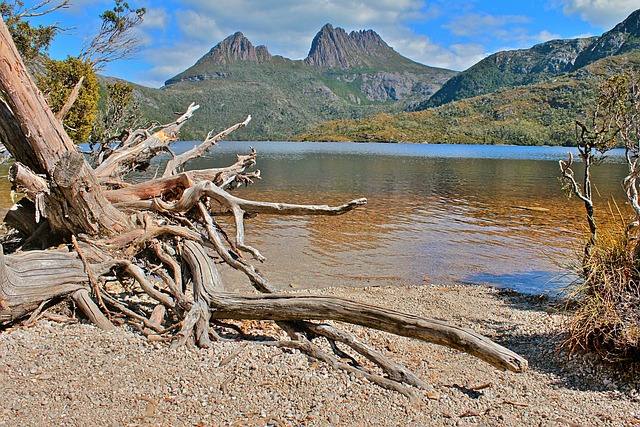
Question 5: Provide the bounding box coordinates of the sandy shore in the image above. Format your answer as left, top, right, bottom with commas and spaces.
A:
1, 283, 638, 426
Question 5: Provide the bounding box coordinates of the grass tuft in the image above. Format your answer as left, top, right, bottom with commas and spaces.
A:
564, 222, 640, 367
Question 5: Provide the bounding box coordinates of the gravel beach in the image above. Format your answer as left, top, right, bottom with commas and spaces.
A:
1, 283, 638, 426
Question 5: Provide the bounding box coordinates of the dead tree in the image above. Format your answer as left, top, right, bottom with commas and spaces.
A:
0, 19, 527, 397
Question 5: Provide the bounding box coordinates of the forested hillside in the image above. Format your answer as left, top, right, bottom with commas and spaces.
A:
299, 9, 640, 145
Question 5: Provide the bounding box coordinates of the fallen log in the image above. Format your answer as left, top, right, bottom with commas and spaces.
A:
0, 15, 528, 398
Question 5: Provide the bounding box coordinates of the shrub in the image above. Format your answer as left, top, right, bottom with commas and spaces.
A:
565, 223, 640, 363
561, 72, 640, 368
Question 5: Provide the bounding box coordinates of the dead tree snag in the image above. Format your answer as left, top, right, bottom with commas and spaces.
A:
0, 17, 527, 397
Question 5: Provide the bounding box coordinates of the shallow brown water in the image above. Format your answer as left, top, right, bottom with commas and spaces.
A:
192, 142, 629, 294
0, 143, 629, 294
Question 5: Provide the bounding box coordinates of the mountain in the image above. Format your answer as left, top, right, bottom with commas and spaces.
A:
573, 8, 640, 68
420, 8, 640, 109
299, 10, 640, 146
305, 24, 419, 70
166, 32, 272, 85
135, 25, 455, 141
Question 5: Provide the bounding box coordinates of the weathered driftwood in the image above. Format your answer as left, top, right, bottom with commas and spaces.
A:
0, 240, 527, 372
71, 288, 115, 331
162, 115, 252, 177
208, 293, 526, 372
0, 16, 528, 397
0, 246, 87, 324
94, 102, 201, 180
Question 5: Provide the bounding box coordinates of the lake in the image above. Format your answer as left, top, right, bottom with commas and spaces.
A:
0, 142, 629, 295
181, 141, 629, 295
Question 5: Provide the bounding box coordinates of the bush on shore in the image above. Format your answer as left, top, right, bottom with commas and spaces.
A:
565, 224, 640, 365
561, 72, 640, 370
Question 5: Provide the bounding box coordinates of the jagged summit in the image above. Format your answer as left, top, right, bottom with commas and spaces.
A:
573, 8, 640, 68
163, 23, 456, 111
203, 31, 272, 65
165, 23, 454, 88
304, 24, 398, 70
164, 32, 272, 85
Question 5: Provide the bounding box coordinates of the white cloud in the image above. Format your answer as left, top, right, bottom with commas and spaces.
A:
534, 30, 562, 42
555, 0, 639, 28
174, 9, 226, 44
443, 13, 531, 37
373, 31, 486, 71
141, 7, 170, 31
139, 41, 210, 86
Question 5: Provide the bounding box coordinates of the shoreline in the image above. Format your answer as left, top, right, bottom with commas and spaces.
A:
1, 283, 638, 426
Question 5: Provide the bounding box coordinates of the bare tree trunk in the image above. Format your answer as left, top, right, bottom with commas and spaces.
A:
0, 19, 129, 236
0, 15, 528, 395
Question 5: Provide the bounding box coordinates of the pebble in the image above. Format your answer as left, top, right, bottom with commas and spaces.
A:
0, 284, 638, 426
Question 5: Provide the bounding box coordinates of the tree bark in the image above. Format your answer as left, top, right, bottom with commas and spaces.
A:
0, 18, 129, 236
0, 246, 87, 325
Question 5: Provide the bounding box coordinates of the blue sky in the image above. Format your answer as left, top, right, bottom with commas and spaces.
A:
24, 0, 640, 88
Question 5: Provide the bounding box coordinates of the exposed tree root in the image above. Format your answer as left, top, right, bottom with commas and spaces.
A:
0, 19, 527, 397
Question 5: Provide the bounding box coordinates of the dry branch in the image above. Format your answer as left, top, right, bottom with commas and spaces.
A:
94, 103, 200, 179
208, 293, 528, 373
0, 16, 528, 397
162, 115, 252, 177
55, 76, 84, 121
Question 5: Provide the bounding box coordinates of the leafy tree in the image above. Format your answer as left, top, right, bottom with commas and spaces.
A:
37, 56, 99, 143
0, 0, 70, 61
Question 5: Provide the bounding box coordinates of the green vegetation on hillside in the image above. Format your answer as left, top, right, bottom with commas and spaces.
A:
298, 52, 640, 146
122, 25, 456, 142
129, 60, 435, 141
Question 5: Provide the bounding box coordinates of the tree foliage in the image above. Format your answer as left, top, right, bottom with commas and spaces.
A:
90, 80, 141, 158
80, 0, 146, 71
0, 0, 69, 61
37, 56, 99, 143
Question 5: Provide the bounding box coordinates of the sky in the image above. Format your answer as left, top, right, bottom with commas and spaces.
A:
22, 0, 640, 88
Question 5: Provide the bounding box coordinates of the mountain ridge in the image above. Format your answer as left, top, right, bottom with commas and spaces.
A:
420, 8, 640, 109
123, 9, 640, 143
166, 23, 453, 87
133, 24, 456, 141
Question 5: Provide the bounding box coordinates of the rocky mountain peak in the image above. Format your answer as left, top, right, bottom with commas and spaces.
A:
203, 31, 272, 65
614, 8, 640, 34
304, 23, 396, 70
573, 8, 640, 68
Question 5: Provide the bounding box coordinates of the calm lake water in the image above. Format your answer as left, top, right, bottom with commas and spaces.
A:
183, 141, 629, 295
0, 142, 629, 295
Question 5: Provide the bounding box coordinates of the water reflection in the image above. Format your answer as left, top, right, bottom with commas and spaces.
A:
0, 143, 629, 294
193, 143, 630, 294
